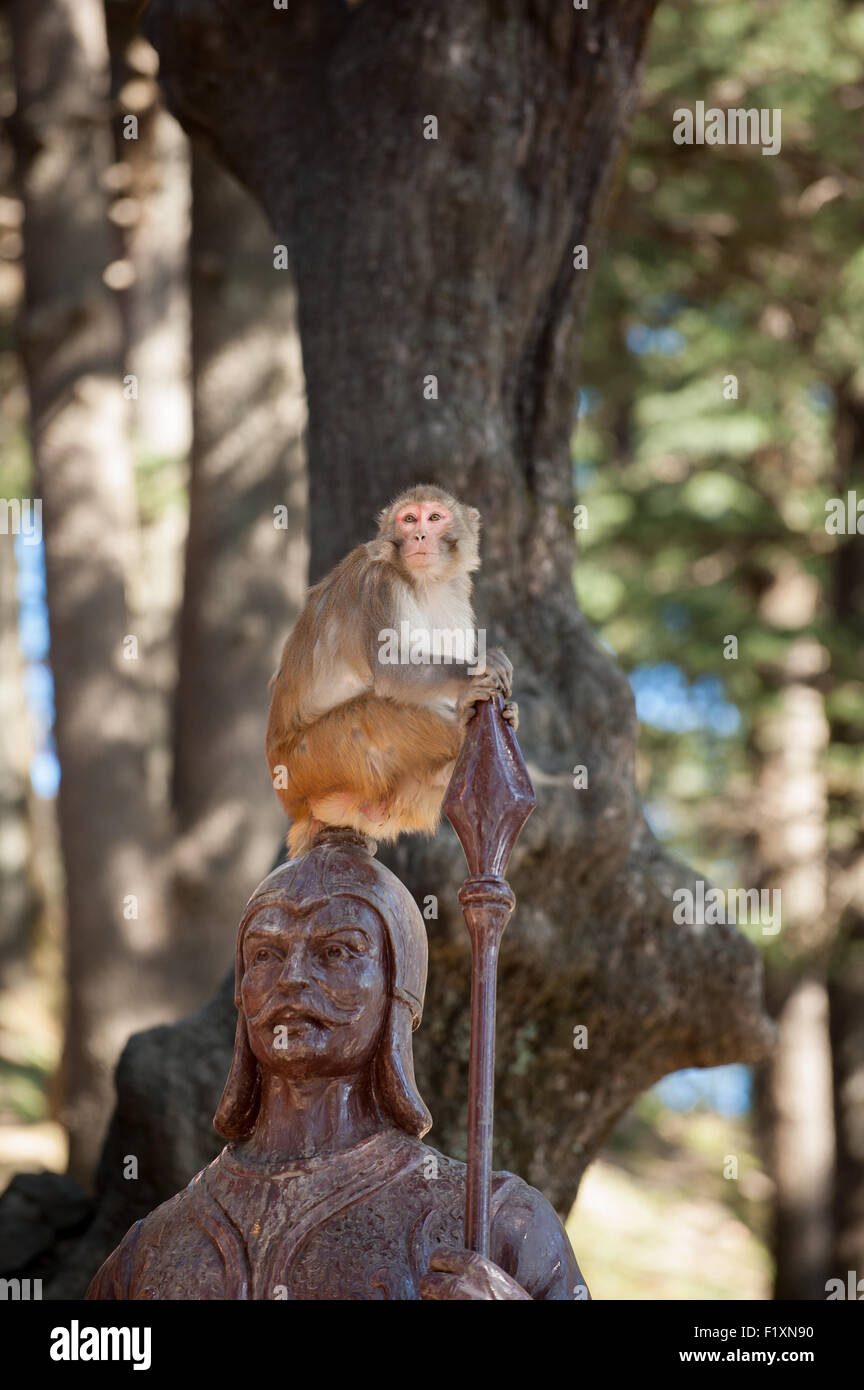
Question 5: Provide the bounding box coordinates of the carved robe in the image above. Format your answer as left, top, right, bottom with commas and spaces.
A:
86, 1127, 585, 1301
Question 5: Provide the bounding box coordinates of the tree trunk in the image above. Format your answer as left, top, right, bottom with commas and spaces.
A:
764, 975, 834, 1300
105, 11, 192, 464
9, 0, 173, 1184
827, 383, 864, 1280
170, 142, 307, 1000
829, 923, 864, 1279
145, 0, 772, 1206
0, 530, 41, 981
104, 13, 192, 866
750, 550, 833, 1300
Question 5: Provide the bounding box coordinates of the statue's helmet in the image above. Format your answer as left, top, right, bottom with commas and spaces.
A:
214, 829, 432, 1141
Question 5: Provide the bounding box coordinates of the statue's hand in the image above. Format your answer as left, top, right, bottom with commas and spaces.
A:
419, 1246, 532, 1301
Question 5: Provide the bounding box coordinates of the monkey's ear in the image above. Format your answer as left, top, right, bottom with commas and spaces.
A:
468, 507, 481, 527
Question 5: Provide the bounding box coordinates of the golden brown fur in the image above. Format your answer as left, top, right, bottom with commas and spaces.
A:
267, 486, 513, 856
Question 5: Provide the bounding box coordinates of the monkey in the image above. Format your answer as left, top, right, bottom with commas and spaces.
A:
266, 485, 517, 858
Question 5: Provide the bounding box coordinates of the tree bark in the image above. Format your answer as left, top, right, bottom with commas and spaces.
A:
144, 0, 772, 1206
9, 0, 174, 1184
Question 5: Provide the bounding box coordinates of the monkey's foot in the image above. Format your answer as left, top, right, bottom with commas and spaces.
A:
312, 825, 379, 855
309, 791, 394, 840
311, 792, 361, 825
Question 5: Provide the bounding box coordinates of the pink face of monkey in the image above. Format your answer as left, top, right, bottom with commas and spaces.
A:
394, 500, 453, 568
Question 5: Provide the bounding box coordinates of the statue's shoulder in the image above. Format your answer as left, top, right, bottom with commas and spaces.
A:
489, 1168, 563, 1229
86, 1156, 226, 1300
403, 1144, 587, 1301
488, 1170, 589, 1301
398, 1140, 535, 1206
140, 1160, 218, 1233
393, 1141, 544, 1229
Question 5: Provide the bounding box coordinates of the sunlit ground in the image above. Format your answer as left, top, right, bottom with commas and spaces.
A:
0, 959, 66, 1190
567, 1101, 773, 1300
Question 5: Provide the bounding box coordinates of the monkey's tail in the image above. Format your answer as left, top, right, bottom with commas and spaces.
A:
287, 817, 320, 859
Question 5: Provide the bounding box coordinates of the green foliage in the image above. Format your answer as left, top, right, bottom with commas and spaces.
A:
575, 0, 864, 872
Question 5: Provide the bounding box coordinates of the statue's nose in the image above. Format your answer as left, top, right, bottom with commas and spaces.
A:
277, 943, 309, 987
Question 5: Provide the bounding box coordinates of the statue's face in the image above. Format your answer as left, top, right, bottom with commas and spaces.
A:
240, 897, 388, 1080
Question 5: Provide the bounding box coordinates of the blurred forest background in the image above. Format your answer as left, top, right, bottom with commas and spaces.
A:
0, 0, 862, 1300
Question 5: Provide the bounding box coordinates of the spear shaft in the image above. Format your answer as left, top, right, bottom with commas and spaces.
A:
443, 695, 536, 1255
460, 874, 515, 1254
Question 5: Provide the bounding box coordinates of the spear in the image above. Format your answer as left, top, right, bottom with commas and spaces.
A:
443, 693, 536, 1256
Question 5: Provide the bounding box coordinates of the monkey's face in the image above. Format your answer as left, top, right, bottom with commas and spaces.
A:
240, 898, 388, 1081
374, 486, 480, 578
394, 499, 455, 572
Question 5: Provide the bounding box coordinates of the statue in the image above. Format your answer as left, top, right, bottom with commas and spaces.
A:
86, 828, 589, 1300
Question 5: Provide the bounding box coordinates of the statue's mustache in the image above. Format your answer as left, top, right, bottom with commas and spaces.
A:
248, 990, 366, 1031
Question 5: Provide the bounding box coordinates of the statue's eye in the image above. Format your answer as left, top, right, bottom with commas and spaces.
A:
322, 942, 349, 963
254, 948, 272, 964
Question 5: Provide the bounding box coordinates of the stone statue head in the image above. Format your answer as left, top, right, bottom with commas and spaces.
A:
214, 829, 432, 1140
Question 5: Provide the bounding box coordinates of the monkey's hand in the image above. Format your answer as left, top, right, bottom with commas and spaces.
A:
456, 671, 502, 726
482, 647, 513, 698
501, 699, 519, 732
456, 648, 516, 729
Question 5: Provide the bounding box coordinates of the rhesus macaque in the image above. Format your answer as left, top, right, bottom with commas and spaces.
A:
267, 485, 517, 857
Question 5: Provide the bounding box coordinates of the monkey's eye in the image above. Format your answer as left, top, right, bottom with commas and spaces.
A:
429, 512, 442, 522
403, 513, 417, 524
